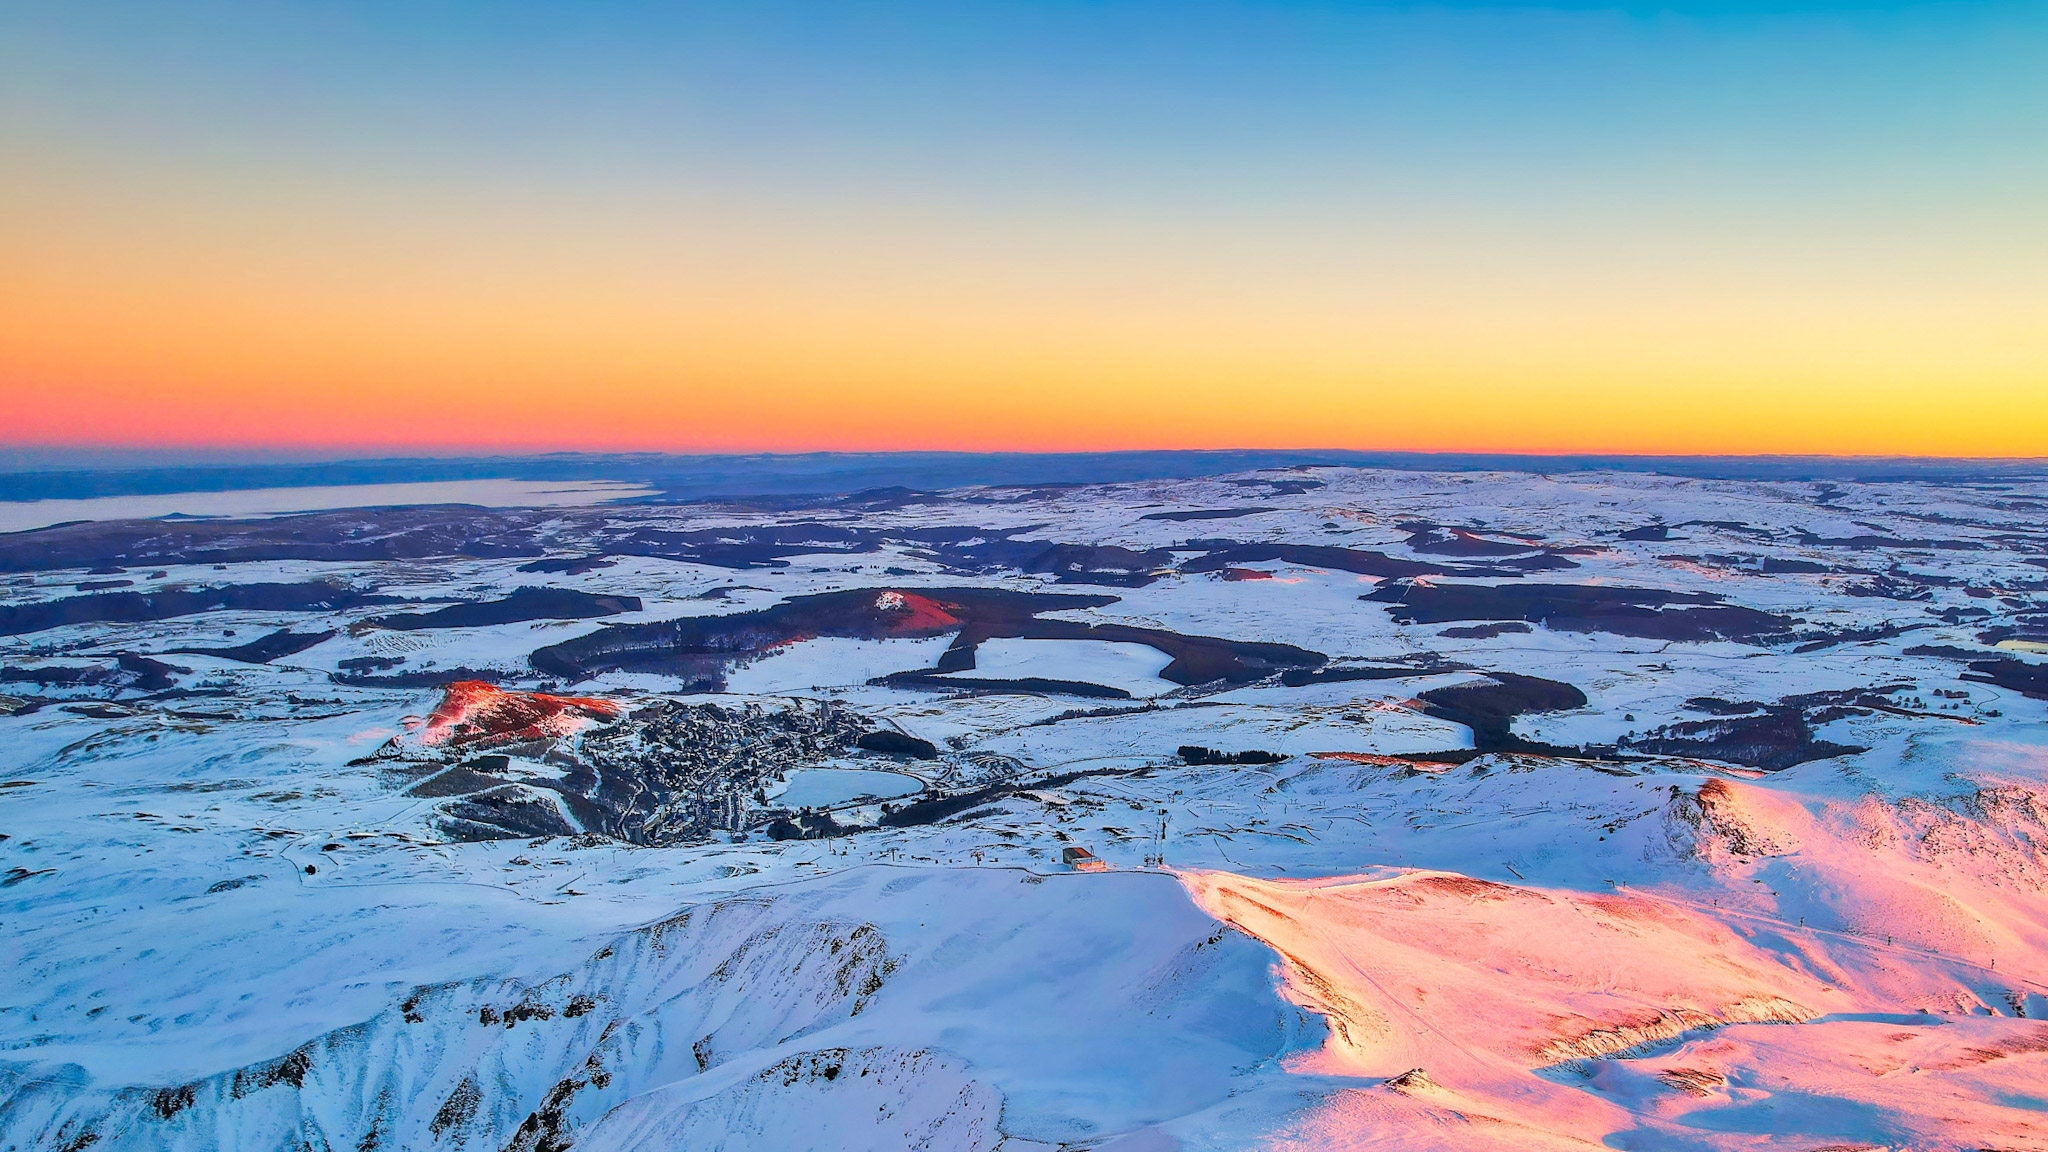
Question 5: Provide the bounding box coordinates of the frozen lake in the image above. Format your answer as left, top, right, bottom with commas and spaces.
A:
770, 767, 925, 809
0, 480, 657, 534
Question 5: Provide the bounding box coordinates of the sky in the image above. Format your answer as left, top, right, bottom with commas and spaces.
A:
2, 1, 2044, 458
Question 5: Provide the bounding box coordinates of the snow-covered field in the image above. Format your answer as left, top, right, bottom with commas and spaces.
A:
4, 464, 2048, 1150
724, 636, 958, 694
942, 638, 1179, 696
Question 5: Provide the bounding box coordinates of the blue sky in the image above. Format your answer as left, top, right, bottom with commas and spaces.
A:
3, 2, 2043, 454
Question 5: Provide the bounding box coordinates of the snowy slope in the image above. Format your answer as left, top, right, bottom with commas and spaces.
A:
4, 465, 2048, 1150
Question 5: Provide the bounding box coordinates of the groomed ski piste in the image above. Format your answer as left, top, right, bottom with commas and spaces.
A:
3, 465, 2047, 1150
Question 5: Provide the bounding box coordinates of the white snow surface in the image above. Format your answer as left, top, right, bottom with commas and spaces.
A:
723, 636, 956, 694
946, 631, 1179, 696
944, 638, 1178, 696
4, 464, 2048, 1150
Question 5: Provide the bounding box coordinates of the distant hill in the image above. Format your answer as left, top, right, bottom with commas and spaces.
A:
6, 448, 2046, 504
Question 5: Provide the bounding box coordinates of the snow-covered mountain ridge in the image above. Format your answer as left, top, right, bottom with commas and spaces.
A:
3, 465, 2046, 1149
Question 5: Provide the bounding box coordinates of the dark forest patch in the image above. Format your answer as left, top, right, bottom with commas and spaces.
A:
915, 538, 1174, 586
1690, 520, 1777, 539
529, 586, 1107, 685
0, 653, 184, 693
167, 628, 335, 664
1976, 620, 2048, 647
1621, 687, 1919, 769
406, 765, 511, 798
0, 504, 1224, 586
0, 508, 895, 574
618, 522, 891, 568
1140, 508, 1275, 522
1962, 658, 2048, 700
1622, 708, 1867, 770
1179, 745, 1285, 765
833, 485, 941, 511
367, 587, 640, 631
1180, 543, 1467, 580
1663, 554, 1845, 576
1364, 581, 1798, 644
1225, 477, 1324, 496
0, 503, 1580, 597
1399, 521, 1540, 557
1620, 520, 1778, 543
854, 730, 939, 759
117, 653, 185, 691
1759, 557, 1838, 574
872, 673, 1133, 698
0, 663, 121, 689
0, 582, 396, 636
1415, 673, 1588, 756
1278, 665, 1424, 686
1844, 575, 1934, 601
0, 507, 559, 572
530, 586, 1324, 690
440, 787, 581, 841
1684, 697, 1763, 716
1438, 622, 1532, 639
516, 555, 616, 575
1491, 553, 1581, 572
331, 667, 508, 688
1791, 531, 1983, 551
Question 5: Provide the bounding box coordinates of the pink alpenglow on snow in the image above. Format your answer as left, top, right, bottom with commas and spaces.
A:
412, 680, 621, 748
1176, 740, 2048, 1150
9, 464, 2048, 1152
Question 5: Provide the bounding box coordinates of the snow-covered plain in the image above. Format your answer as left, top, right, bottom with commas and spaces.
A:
942, 638, 1179, 696
4, 465, 2048, 1150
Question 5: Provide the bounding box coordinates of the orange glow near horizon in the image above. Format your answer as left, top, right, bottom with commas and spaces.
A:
7, 171, 2042, 457
7, 242, 2043, 457
5, 171, 2041, 460
5, 3, 2044, 460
